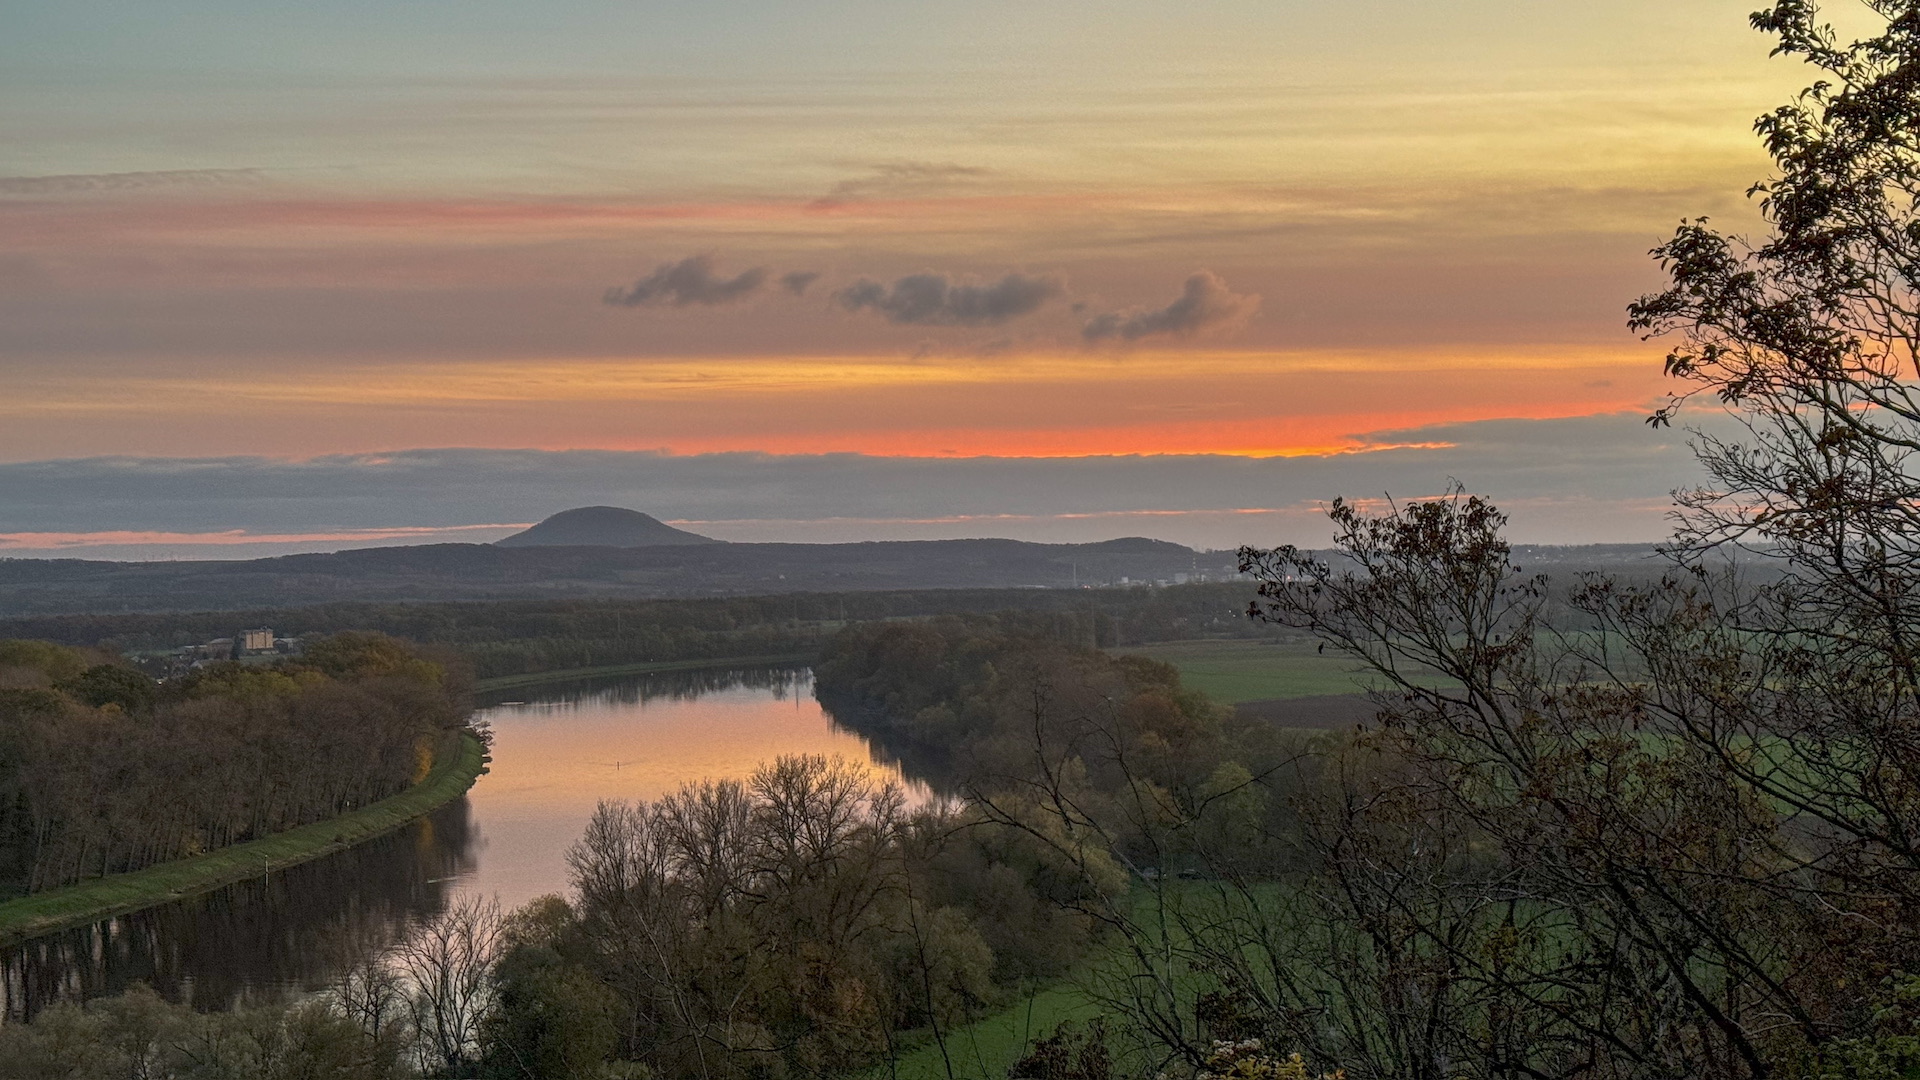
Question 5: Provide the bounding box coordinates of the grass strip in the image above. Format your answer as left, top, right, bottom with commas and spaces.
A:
871, 980, 1099, 1080
0, 729, 489, 946
474, 653, 816, 693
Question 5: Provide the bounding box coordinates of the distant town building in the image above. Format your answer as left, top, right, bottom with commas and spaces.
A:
211, 628, 279, 663
141, 629, 302, 679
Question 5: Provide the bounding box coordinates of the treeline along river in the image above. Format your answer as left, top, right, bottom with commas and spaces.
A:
0, 664, 913, 1020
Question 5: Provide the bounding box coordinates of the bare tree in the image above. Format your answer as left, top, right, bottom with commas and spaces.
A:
394, 894, 504, 1077
324, 938, 414, 1076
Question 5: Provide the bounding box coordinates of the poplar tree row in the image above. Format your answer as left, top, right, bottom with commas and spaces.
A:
0, 633, 471, 895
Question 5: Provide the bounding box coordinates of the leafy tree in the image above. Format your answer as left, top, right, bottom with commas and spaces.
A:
56, 663, 156, 711
481, 895, 623, 1080
1628, 1, 1920, 681
0, 638, 90, 685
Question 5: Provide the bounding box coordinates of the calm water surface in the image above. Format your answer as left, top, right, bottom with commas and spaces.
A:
452, 667, 918, 911
1, 666, 908, 1019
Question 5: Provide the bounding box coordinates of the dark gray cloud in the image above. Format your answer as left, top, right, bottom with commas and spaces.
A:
834, 272, 1064, 326
1082, 271, 1259, 341
0, 168, 267, 196
604, 255, 769, 307
780, 270, 821, 295
0, 413, 1711, 552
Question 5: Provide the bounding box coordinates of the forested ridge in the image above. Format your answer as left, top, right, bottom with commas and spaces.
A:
0, 536, 1226, 615
0, 633, 472, 896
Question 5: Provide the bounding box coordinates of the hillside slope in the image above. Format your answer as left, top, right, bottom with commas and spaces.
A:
496, 507, 720, 548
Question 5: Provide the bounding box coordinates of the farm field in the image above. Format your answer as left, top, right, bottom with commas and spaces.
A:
1118, 638, 1371, 703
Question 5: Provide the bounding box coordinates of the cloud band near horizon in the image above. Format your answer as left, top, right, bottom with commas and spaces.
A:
0, 412, 1709, 557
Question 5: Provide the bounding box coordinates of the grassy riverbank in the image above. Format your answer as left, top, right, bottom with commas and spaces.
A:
0, 729, 489, 946
474, 652, 815, 693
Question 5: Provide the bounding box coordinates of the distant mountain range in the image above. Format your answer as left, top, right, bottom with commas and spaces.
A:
0, 505, 1677, 617
0, 531, 1228, 617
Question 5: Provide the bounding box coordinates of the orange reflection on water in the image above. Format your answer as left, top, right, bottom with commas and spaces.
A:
452, 673, 916, 910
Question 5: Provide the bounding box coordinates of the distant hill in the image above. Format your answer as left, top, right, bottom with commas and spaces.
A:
0, 536, 1226, 615
496, 507, 720, 548
0, 534, 1689, 619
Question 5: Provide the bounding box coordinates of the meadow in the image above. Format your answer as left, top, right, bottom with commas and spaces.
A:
1117, 637, 1372, 703
871, 981, 1103, 1080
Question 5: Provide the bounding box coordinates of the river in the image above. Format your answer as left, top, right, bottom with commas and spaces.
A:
0, 665, 912, 1020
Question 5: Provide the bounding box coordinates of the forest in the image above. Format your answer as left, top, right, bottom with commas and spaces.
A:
0, 585, 1290, 680
0, 561, 1672, 684
0, 632, 472, 895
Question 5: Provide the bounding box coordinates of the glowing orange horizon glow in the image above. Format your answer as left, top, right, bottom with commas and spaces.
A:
0, 347, 1667, 461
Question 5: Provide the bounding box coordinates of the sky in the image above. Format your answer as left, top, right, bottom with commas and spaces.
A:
0, 1, 1820, 555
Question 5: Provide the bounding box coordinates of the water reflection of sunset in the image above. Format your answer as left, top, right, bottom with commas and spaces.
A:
455, 671, 919, 909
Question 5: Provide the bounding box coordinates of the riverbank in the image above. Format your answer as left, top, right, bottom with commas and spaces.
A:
0, 729, 489, 946
474, 652, 814, 693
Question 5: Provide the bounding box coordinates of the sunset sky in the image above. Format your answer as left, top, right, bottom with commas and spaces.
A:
0, 1, 1816, 553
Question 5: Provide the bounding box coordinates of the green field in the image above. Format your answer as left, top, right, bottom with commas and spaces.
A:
1118, 638, 1372, 703
0, 730, 489, 945
870, 980, 1100, 1080
871, 883, 1275, 1079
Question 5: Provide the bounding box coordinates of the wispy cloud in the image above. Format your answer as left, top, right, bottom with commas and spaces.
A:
0, 168, 267, 196
811, 161, 991, 209
0, 523, 527, 550
834, 272, 1064, 326
1083, 271, 1259, 342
